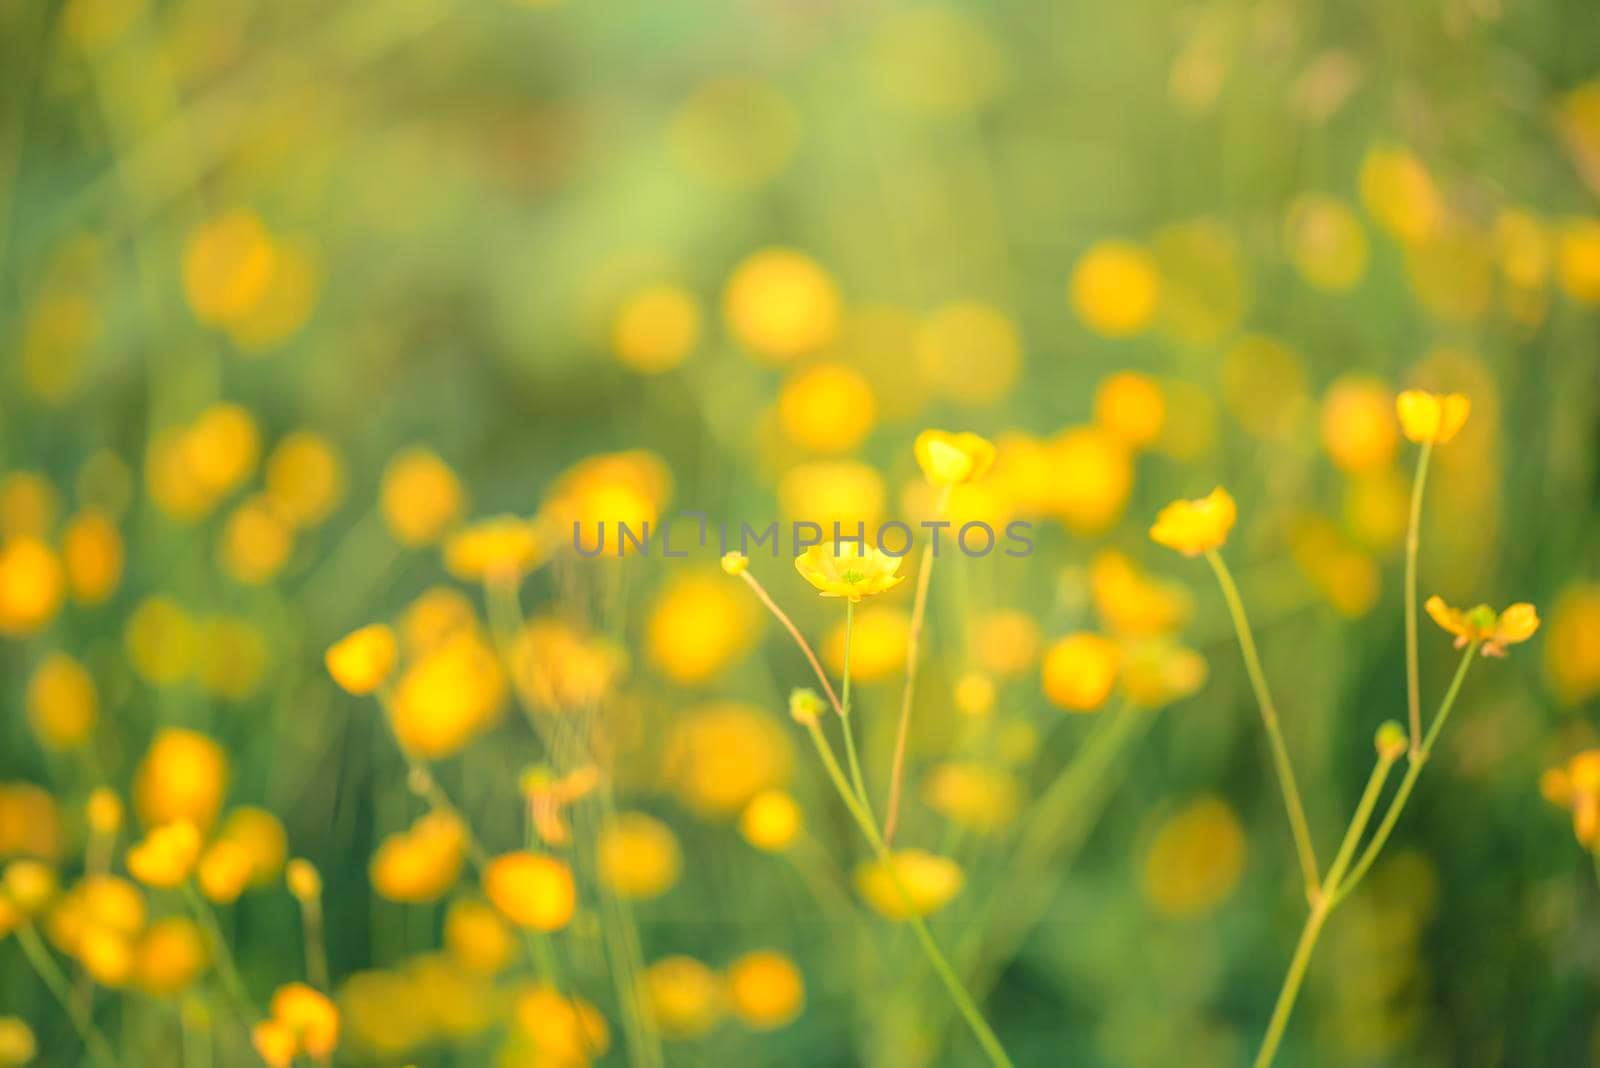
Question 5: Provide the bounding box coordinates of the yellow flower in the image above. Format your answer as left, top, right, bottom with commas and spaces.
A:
0, 537, 64, 636
726, 950, 804, 1031
664, 702, 792, 816
1148, 487, 1236, 556
444, 899, 515, 975
1425, 596, 1540, 657
1041, 633, 1120, 712
443, 516, 548, 582
720, 551, 748, 576
381, 448, 465, 547
739, 790, 801, 852
369, 811, 467, 904
1546, 584, 1600, 705
134, 729, 228, 832
271, 982, 339, 1060
61, 509, 123, 603
2, 860, 56, 915
197, 839, 253, 904
87, 788, 123, 837
264, 431, 344, 529
646, 571, 757, 685
723, 249, 841, 362
135, 917, 209, 996
26, 653, 98, 750
779, 363, 877, 454
793, 541, 905, 602
823, 605, 909, 682
922, 762, 1019, 832
1320, 375, 1399, 473
597, 813, 681, 900
127, 821, 202, 889
1141, 797, 1246, 917
854, 850, 964, 919
511, 985, 610, 1064
286, 859, 321, 902
1092, 372, 1166, 449
325, 624, 398, 695
613, 284, 701, 374
641, 956, 724, 1039
1395, 390, 1470, 444
389, 631, 506, 757
1069, 241, 1160, 337
0, 1017, 36, 1066
913, 430, 996, 486
484, 852, 575, 931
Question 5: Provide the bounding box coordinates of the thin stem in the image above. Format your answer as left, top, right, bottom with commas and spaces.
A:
296, 892, 331, 992
839, 600, 880, 830
1333, 643, 1477, 907
886, 533, 938, 844
1205, 550, 1321, 897
16, 921, 119, 1068
182, 883, 256, 1024
1254, 751, 1399, 1068
803, 720, 1015, 1068
1405, 441, 1434, 757
1252, 903, 1328, 1068
738, 572, 845, 716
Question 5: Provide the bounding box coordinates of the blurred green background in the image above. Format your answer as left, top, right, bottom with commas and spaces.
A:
2, 0, 1600, 1064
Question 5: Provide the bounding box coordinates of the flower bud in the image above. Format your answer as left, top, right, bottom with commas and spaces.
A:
1374, 720, 1408, 762
720, 552, 749, 577
788, 688, 824, 725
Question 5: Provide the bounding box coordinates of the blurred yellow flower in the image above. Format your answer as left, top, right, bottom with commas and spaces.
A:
1069, 241, 1160, 337
0, 473, 58, 538
973, 610, 1041, 677
1545, 584, 1600, 705
219, 496, 293, 585
125, 595, 195, 685
1557, 217, 1600, 302
325, 624, 399, 695
922, 762, 1019, 832
484, 852, 575, 931
720, 551, 749, 576
777, 460, 886, 530
0, 1017, 35, 1066
264, 431, 344, 529
1359, 145, 1441, 243
2, 860, 56, 917
855, 849, 964, 919
824, 605, 909, 681
193, 615, 270, 701
723, 249, 841, 362
1118, 639, 1209, 709
0, 537, 64, 636
914, 430, 996, 486
647, 571, 758, 685
1141, 797, 1246, 917
1284, 194, 1368, 290
1093, 372, 1166, 449
197, 839, 252, 904
664, 702, 792, 818
186, 404, 260, 496
642, 955, 724, 1039
915, 301, 1021, 407
1089, 550, 1193, 637
183, 211, 277, 325
510, 618, 623, 712
778, 363, 877, 454
1048, 426, 1132, 535
0, 784, 61, 860
127, 821, 202, 889
87, 788, 123, 837
264, 982, 339, 1063
543, 450, 673, 556
1149, 487, 1236, 557
511, 985, 610, 1066
26, 653, 98, 750
134, 729, 228, 832
1425, 596, 1539, 657
612, 283, 701, 373
445, 898, 515, 975
1395, 390, 1470, 444
382, 448, 466, 547
726, 950, 805, 1031
339, 969, 431, 1057
597, 813, 681, 900
444, 515, 548, 582
228, 239, 320, 352
739, 790, 802, 852
286, 859, 321, 902
370, 811, 468, 904
1041, 632, 1121, 712
215, 807, 287, 888
389, 631, 506, 757
1290, 517, 1380, 619
61, 509, 122, 603
795, 541, 905, 602
1321, 376, 1399, 474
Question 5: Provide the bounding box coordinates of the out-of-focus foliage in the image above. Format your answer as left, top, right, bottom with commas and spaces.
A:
1, 0, 1599, 1064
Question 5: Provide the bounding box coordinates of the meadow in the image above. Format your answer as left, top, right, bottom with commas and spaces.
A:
2, 0, 1600, 1065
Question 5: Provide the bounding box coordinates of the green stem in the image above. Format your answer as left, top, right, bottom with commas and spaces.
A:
16, 921, 119, 1068
886, 490, 947, 844
804, 720, 1014, 1068
182, 883, 256, 1024
839, 600, 879, 831
1253, 751, 1397, 1068
1332, 643, 1477, 907
1405, 441, 1434, 757
1205, 550, 1321, 897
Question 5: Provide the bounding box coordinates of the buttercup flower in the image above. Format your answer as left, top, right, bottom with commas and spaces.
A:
1425, 596, 1540, 657
914, 430, 996, 486
1395, 390, 1470, 444
325, 623, 398, 695
127, 821, 202, 888
1149, 487, 1236, 556
854, 850, 964, 919
794, 541, 905, 601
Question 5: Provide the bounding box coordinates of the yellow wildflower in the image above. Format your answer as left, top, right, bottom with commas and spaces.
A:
641, 956, 724, 1039
444, 516, 548, 582
134, 729, 228, 832
739, 790, 801, 852
1424, 596, 1539, 657
794, 541, 905, 602
913, 430, 996, 486
381, 448, 465, 547
597, 813, 681, 900
127, 822, 202, 889
1395, 390, 1470, 444
854, 850, 964, 919
325, 624, 398, 695
1149, 487, 1236, 556
26, 654, 98, 750
1041, 633, 1120, 712
726, 950, 804, 1031
484, 852, 575, 931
